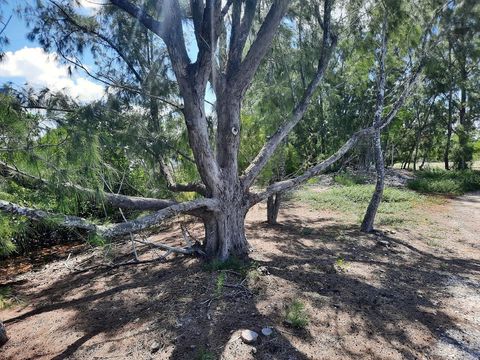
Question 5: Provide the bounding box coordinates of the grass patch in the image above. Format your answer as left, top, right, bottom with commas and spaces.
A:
203, 257, 250, 273
214, 272, 226, 298
285, 299, 309, 328
294, 184, 422, 226
196, 348, 215, 360
408, 169, 480, 195
333, 172, 368, 186
0, 286, 23, 309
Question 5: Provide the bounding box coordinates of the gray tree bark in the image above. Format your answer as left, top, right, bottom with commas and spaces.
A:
0, 0, 441, 261
361, 12, 388, 233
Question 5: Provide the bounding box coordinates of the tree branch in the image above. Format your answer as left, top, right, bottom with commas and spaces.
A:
0, 198, 219, 240
242, 0, 336, 188
251, 127, 374, 203
101, 198, 219, 238
0, 199, 100, 232
157, 154, 207, 195
0, 160, 177, 211
230, 0, 290, 94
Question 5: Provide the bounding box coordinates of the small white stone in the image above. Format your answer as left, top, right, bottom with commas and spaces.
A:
150, 341, 161, 353
241, 329, 258, 344
261, 327, 273, 336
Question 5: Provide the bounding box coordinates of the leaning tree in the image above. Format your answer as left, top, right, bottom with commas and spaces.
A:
1, 0, 443, 261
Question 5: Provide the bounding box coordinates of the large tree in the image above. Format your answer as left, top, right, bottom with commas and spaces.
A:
1, 0, 442, 260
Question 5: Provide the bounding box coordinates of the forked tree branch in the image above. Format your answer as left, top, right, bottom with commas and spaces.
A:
158, 155, 207, 196
254, 62, 425, 203
251, 127, 374, 203
242, 0, 336, 189
231, 0, 290, 94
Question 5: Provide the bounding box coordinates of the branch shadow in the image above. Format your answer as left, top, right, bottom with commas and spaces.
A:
2, 212, 480, 359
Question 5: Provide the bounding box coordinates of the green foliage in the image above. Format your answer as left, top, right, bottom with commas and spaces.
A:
295, 185, 422, 226
87, 233, 107, 247
195, 349, 215, 360
0, 212, 32, 257
408, 170, 480, 195
0, 286, 23, 310
214, 272, 226, 299
285, 299, 309, 328
333, 173, 368, 186
203, 257, 246, 273
335, 257, 349, 271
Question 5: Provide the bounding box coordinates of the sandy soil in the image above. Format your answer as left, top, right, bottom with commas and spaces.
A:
1, 190, 479, 360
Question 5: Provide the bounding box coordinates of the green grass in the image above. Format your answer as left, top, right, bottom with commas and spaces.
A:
408, 169, 480, 195
294, 184, 422, 226
196, 348, 215, 360
214, 272, 226, 298
203, 257, 247, 273
333, 172, 368, 186
0, 287, 23, 309
285, 299, 309, 328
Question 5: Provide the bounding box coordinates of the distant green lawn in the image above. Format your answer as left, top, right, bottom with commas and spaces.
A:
294, 184, 425, 227
407, 169, 480, 195
393, 161, 480, 170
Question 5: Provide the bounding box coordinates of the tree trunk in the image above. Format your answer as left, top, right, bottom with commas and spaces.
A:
266, 140, 287, 225
361, 130, 385, 232
361, 13, 387, 233
267, 193, 282, 225
203, 198, 249, 261
444, 86, 453, 170
444, 42, 453, 171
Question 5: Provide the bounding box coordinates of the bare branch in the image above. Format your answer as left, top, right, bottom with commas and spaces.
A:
242, 0, 336, 188
101, 198, 219, 238
252, 127, 374, 203
231, 0, 290, 94
0, 160, 177, 211
0, 199, 100, 232
0, 198, 219, 242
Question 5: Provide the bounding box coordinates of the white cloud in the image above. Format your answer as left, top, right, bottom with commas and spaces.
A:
0, 47, 104, 103
77, 0, 102, 10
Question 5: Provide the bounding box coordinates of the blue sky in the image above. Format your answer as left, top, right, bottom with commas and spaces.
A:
0, 0, 105, 102
0, 0, 209, 104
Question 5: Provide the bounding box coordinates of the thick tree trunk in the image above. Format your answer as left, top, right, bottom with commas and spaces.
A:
203, 198, 249, 261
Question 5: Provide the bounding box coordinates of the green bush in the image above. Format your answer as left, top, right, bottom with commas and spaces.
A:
285, 299, 309, 328
408, 170, 480, 195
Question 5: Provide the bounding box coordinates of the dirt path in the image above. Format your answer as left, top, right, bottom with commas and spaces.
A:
427, 192, 480, 359
1, 191, 479, 359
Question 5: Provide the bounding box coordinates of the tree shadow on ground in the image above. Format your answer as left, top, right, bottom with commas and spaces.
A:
3, 228, 310, 360
247, 219, 480, 358
3, 215, 480, 359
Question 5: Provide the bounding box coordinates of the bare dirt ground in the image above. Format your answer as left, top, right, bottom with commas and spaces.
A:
1, 190, 479, 360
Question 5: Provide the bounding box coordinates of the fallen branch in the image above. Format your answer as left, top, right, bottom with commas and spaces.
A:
0, 160, 177, 211
0, 198, 219, 243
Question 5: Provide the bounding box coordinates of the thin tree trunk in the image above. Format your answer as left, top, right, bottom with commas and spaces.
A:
267, 140, 287, 225
444, 86, 453, 170
361, 11, 388, 233
361, 130, 385, 232
444, 43, 453, 170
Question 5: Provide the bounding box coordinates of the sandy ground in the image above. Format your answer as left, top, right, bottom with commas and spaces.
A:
1, 190, 479, 360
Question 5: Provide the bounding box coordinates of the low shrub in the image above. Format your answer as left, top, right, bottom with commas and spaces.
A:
408, 170, 480, 195
285, 299, 309, 328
